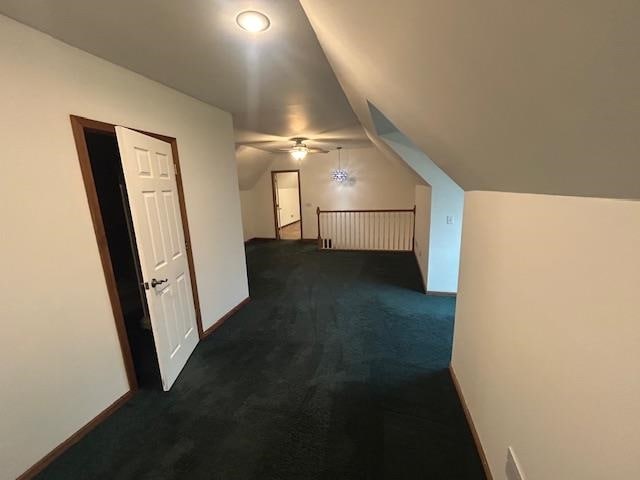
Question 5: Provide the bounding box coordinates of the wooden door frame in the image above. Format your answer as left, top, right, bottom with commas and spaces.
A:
70, 115, 204, 393
271, 170, 303, 240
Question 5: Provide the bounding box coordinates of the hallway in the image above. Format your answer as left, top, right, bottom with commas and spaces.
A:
279, 220, 301, 240
37, 241, 484, 479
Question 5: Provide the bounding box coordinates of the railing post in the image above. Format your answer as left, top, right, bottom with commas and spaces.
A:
412, 205, 417, 252
316, 206, 321, 249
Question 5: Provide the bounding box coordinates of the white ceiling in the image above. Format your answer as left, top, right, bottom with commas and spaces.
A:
301, 0, 640, 199
5, 0, 638, 198
236, 145, 280, 190
0, 0, 369, 153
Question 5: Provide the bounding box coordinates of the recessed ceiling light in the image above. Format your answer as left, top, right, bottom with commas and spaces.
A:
236, 10, 271, 33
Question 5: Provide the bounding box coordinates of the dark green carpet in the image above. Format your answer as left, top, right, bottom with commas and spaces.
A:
37, 240, 485, 479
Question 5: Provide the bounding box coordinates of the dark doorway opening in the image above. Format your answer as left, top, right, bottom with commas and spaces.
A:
84, 130, 161, 389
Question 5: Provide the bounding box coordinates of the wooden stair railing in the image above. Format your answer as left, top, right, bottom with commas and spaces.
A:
316, 206, 416, 252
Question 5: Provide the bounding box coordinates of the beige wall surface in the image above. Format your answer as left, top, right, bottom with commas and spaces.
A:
0, 15, 248, 479
382, 132, 463, 293
240, 146, 419, 239
452, 191, 640, 480
239, 189, 256, 241
413, 185, 432, 290
277, 187, 301, 227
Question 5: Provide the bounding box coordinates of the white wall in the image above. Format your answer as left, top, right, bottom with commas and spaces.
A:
239, 189, 256, 241
382, 133, 464, 293
241, 146, 420, 239
452, 191, 640, 480
277, 188, 301, 227
0, 15, 248, 480
413, 185, 432, 290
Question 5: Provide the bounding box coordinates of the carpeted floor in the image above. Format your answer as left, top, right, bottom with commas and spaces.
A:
37, 240, 485, 479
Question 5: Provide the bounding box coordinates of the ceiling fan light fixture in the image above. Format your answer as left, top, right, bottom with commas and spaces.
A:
236, 10, 271, 33
290, 144, 309, 161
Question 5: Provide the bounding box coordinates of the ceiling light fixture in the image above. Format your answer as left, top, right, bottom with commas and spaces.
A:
290, 139, 309, 161
236, 10, 271, 33
331, 147, 349, 183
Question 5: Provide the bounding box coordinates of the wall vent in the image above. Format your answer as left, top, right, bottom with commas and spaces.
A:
506, 447, 527, 480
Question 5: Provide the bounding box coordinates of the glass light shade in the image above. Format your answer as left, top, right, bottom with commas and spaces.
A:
236, 11, 271, 32
331, 168, 349, 183
290, 146, 308, 161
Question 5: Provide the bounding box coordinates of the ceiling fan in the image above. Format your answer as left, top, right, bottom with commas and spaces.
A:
280, 137, 329, 161
237, 134, 366, 155
235, 126, 372, 156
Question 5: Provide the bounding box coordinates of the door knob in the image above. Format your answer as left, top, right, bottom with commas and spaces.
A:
151, 278, 168, 288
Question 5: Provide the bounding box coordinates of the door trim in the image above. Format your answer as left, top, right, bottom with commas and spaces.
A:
271, 169, 303, 240
70, 115, 205, 393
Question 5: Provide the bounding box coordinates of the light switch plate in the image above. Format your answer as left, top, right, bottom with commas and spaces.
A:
506, 447, 526, 480
446, 215, 454, 224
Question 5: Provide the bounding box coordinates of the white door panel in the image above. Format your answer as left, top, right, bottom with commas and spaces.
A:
115, 126, 198, 391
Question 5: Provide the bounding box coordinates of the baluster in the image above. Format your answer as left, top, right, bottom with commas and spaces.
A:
391, 212, 394, 250
354, 212, 357, 250
349, 212, 355, 250
384, 212, 388, 250
345, 211, 348, 249
365, 212, 369, 250
393, 212, 396, 250
404, 212, 409, 250
375, 212, 379, 250
406, 212, 410, 250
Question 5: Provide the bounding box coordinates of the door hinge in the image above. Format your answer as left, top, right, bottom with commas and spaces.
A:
173, 163, 178, 175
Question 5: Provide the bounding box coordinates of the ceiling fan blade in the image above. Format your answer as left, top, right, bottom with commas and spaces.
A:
238, 141, 284, 147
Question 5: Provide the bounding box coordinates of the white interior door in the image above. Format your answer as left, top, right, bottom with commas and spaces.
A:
115, 126, 199, 391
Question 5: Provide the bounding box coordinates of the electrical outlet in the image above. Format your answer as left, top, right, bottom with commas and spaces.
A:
506, 447, 526, 480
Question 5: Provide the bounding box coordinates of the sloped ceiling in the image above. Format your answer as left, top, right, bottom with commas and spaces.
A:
236, 146, 280, 190
0, 0, 369, 153
300, 0, 640, 199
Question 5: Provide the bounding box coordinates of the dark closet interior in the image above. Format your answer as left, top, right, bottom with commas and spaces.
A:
85, 130, 161, 389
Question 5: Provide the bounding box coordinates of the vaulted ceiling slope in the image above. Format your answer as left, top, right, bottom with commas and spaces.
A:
300, 0, 640, 199
0, 0, 368, 152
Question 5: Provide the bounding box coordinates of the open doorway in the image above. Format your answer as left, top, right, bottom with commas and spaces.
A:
271, 170, 303, 240
84, 129, 162, 389
72, 116, 203, 392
